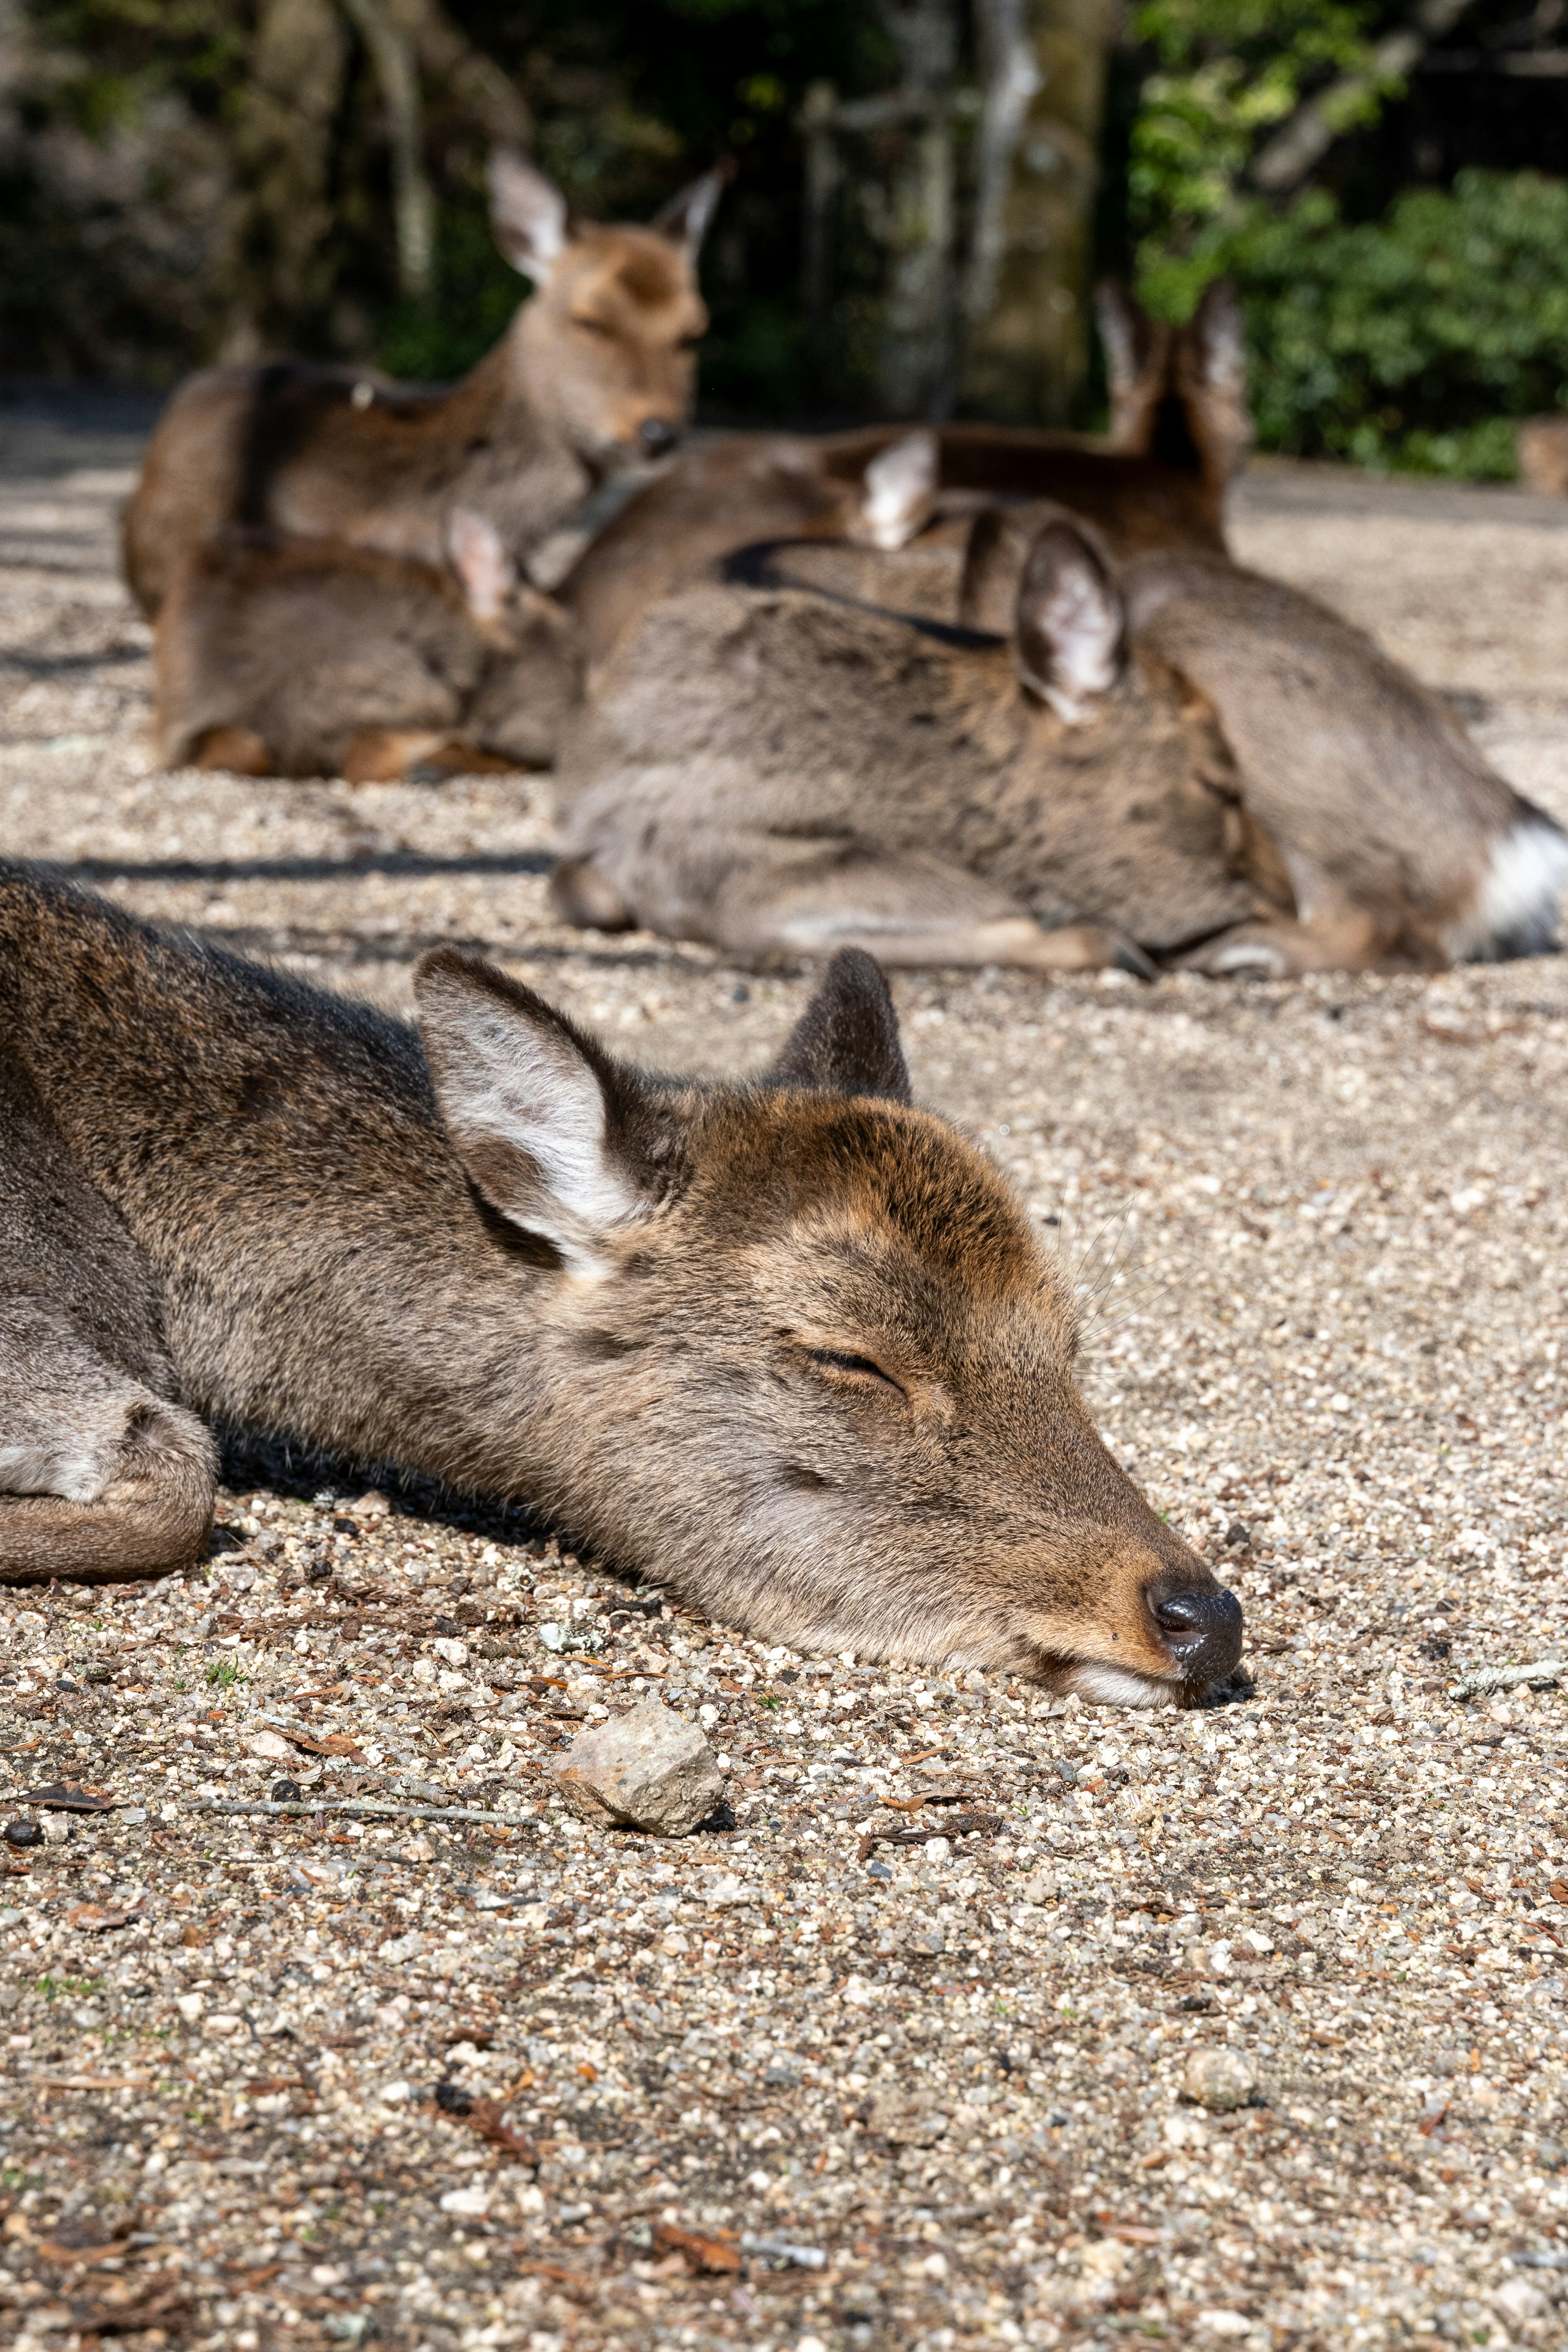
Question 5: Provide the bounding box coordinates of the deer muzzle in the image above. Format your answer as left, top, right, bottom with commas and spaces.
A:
1147, 1575, 1244, 1691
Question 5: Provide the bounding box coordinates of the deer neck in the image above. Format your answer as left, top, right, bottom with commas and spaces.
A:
432, 334, 596, 548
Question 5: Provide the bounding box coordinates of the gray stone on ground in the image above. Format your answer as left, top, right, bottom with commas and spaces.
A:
1183, 2045, 1258, 2111
554, 1697, 724, 1834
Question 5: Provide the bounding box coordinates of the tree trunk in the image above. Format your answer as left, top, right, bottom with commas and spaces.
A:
874, 0, 960, 418
338, 0, 437, 298
961, 0, 1116, 424
221, 0, 351, 359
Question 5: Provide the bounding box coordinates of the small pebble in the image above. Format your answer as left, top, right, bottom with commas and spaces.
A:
1183, 2046, 1258, 2112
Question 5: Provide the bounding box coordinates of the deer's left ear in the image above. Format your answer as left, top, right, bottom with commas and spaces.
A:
445, 509, 514, 623
415, 949, 666, 1275
853, 432, 938, 552
1014, 519, 1126, 724
766, 949, 911, 1104
488, 149, 570, 285
653, 170, 724, 265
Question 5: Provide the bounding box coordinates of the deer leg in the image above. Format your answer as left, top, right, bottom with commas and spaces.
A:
0, 1388, 216, 1586
1178, 908, 1392, 979
706, 843, 1156, 976
548, 857, 638, 932
340, 729, 449, 784
190, 725, 272, 775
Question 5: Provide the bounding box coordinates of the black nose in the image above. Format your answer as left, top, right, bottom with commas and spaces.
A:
1152, 1586, 1244, 1688
637, 416, 680, 457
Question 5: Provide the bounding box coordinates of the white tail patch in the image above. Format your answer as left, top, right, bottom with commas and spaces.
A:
1443, 817, 1568, 962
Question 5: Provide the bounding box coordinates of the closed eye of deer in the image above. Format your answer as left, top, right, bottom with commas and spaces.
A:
801, 1347, 906, 1396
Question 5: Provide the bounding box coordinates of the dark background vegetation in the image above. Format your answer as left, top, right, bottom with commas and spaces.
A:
2, 0, 1567, 472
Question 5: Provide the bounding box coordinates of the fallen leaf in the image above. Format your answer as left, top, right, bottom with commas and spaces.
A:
36, 2237, 128, 2265
65, 1903, 141, 1933
1093, 2218, 1161, 2245
432, 2080, 537, 2164
18, 1782, 119, 1812
652, 2220, 743, 2275
1550, 1880, 1568, 1904
280, 1729, 364, 1759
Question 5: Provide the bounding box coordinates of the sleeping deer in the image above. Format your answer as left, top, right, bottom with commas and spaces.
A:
0, 862, 1242, 1706
550, 472, 1568, 978
155, 510, 578, 781
122, 149, 721, 620
557, 279, 1251, 678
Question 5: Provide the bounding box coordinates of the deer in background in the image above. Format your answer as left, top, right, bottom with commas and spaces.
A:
155, 510, 578, 782
557, 280, 1253, 680
143, 274, 1247, 784
551, 454, 1568, 979
0, 864, 1243, 1705
122, 149, 721, 620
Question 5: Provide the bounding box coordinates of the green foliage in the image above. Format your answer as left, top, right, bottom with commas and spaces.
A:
1127, 3, 1568, 475
1147, 173, 1568, 476
207, 1656, 248, 1688
1129, 0, 1385, 252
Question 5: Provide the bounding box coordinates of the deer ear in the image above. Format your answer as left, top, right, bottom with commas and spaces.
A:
958, 506, 1029, 633
1014, 519, 1125, 724
1096, 282, 1175, 455
653, 169, 724, 264
414, 949, 655, 1274
854, 431, 938, 551
445, 508, 514, 623
488, 148, 570, 284
1175, 278, 1252, 485
766, 949, 911, 1104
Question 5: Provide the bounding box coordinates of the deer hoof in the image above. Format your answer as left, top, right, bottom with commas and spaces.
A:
190, 725, 271, 775
549, 858, 636, 933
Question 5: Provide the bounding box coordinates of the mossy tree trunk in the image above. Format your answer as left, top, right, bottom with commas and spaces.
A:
961, 0, 1116, 424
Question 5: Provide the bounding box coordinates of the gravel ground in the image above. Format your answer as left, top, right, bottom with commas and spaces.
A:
2, 400, 1568, 2352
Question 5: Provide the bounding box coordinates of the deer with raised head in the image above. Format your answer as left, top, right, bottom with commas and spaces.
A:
155, 509, 578, 781
550, 461, 1568, 978
122, 150, 721, 621
0, 862, 1242, 1705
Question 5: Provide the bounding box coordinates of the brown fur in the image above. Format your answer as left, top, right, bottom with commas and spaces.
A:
0, 862, 1241, 1702
121, 155, 718, 620
155, 525, 579, 779
557, 282, 1251, 676
552, 498, 1567, 978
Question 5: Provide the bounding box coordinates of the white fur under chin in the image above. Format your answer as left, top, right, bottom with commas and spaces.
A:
1066, 1662, 1180, 1709
1444, 818, 1568, 961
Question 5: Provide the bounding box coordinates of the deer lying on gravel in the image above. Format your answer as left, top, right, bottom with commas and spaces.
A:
143, 280, 1241, 783
0, 862, 1242, 1704
155, 510, 578, 780
122, 149, 720, 620
552, 470, 1568, 977
559, 279, 1250, 677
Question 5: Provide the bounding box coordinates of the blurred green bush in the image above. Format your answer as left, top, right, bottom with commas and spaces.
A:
1126, 2, 1568, 476
1143, 171, 1568, 478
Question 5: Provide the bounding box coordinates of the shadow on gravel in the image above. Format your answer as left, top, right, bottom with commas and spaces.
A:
53, 847, 559, 886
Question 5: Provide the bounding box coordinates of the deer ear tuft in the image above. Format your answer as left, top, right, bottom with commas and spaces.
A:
445, 509, 514, 623
1014, 520, 1125, 724
1175, 277, 1253, 486
488, 149, 569, 284
767, 949, 912, 1104
1096, 283, 1174, 454
854, 431, 938, 551
415, 949, 653, 1273
652, 169, 724, 264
